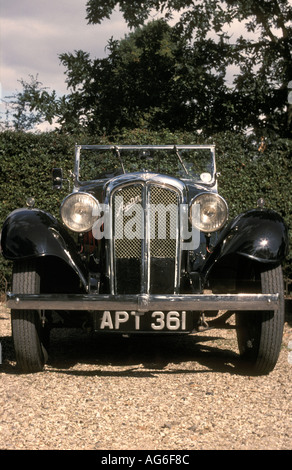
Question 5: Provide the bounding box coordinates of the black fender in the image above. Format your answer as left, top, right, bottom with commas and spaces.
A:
1, 208, 88, 289
202, 208, 289, 281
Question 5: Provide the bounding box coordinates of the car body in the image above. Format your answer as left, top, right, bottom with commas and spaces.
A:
1, 144, 288, 374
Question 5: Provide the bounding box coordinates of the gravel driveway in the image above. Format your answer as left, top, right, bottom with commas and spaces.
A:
1, 303, 291, 451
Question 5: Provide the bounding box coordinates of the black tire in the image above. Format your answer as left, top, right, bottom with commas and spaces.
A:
11, 260, 49, 373
236, 265, 284, 375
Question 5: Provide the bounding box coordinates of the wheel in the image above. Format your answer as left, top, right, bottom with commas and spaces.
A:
236, 265, 284, 375
11, 260, 49, 373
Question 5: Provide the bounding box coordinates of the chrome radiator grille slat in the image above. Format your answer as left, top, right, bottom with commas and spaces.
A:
111, 182, 181, 295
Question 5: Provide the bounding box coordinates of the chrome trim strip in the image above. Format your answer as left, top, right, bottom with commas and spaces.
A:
144, 183, 150, 294
6, 293, 279, 312
78, 145, 216, 151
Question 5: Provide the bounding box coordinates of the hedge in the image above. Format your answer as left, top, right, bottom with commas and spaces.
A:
0, 129, 291, 292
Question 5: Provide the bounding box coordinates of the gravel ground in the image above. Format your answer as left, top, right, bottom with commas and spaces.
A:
0, 303, 291, 451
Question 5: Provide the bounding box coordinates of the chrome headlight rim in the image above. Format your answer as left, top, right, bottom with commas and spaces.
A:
60, 191, 100, 233
189, 192, 228, 233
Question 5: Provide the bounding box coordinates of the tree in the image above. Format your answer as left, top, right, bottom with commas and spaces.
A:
1, 75, 65, 132
86, 0, 292, 137
59, 20, 237, 135
1, 75, 55, 131
7, 2, 291, 137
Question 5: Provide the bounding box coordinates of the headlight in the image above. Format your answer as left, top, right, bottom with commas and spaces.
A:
190, 193, 228, 233
61, 192, 100, 233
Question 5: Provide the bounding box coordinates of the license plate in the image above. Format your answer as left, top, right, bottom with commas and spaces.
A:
96, 310, 190, 332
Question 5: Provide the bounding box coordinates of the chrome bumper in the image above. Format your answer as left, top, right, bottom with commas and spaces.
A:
6, 293, 279, 312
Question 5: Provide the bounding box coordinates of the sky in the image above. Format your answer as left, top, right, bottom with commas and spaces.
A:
0, 1, 248, 98
0, 0, 130, 111
0, 0, 255, 130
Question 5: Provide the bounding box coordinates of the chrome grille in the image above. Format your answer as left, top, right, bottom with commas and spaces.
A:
111, 182, 180, 294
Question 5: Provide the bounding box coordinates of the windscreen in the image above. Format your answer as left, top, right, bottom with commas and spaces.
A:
78, 146, 215, 184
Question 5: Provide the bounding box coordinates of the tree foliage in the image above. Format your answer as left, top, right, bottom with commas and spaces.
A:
2, 2, 291, 137
59, 20, 235, 135
0, 75, 71, 133
1, 75, 58, 131
86, 0, 292, 137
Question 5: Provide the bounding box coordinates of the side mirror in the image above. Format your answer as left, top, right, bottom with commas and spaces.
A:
52, 168, 63, 189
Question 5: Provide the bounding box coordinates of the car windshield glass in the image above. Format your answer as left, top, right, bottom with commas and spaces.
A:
77, 146, 215, 184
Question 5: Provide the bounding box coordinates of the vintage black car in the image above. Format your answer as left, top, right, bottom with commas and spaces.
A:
1, 144, 288, 374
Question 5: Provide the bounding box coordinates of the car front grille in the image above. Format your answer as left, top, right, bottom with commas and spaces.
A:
111, 182, 181, 295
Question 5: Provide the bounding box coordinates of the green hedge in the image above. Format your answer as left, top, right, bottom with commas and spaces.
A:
0, 129, 291, 292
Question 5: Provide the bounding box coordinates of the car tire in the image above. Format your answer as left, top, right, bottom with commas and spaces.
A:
236, 265, 284, 375
11, 260, 49, 373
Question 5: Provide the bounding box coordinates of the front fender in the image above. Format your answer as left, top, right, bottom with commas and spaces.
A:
1, 208, 88, 289
202, 208, 289, 279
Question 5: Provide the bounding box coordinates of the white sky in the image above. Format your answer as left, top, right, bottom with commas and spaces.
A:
0, 0, 130, 101
0, 1, 252, 98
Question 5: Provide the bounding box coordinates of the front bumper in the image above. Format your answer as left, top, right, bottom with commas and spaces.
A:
6, 293, 279, 312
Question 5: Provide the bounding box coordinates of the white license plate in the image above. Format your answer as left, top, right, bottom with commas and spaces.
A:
97, 310, 188, 332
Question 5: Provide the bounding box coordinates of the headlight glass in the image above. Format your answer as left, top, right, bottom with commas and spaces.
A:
61, 192, 100, 233
190, 193, 228, 233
